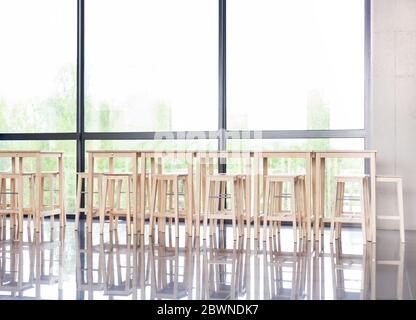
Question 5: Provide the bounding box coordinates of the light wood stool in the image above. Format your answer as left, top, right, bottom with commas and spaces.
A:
38, 172, 64, 232
99, 173, 134, 236
202, 174, 245, 241
74, 172, 103, 231
376, 176, 405, 243
149, 174, 190, 239
0, 173, 35, 240
262, 175, 306, 243
330, 175, 370, 244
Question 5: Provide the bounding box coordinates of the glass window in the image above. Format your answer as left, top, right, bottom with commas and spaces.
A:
227, 0, 365, 131
85, 0, 218, 132
0, 0, 76, 133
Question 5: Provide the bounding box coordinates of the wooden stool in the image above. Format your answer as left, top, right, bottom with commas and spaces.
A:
0, 173, 35, 240
330, 175, 370, 244
74, 172, 103, 231
376, 176, 405, 243
262, 175, 306, 243
202, 174, 245, 241
149, 174, 190, 239
37, 172, 64, 232
99, 173, 134, 236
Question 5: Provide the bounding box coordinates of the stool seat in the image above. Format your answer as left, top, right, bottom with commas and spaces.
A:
206, 174, 244, 181
334, 174, 369, 181
152, 174, 188, 180
376, 175, 402, 182
264, 174, 302, 179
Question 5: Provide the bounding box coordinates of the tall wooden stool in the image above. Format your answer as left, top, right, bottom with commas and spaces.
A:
202, 174, 245, 241
99, 173, 134, 236
37, 172, 64, 233
262, 175, 306, 243
149, 174, 190, 239
0, 173, 35, 240
74, 172, 103, 231
330, 175, 370, 244
376, 176, 405, 243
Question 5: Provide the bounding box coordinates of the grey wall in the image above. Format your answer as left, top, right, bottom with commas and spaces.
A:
372, 0, 416, 230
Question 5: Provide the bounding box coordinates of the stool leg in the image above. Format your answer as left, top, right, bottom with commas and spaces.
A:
230, 179, 237, 241
202, 179, 211, 241
263, 179, 270, 242
269, 182, 275, 239
149, 178, 158, 238
330, 181, 338, 244
291, 179, 297, 243
126, 177, 131, 236
335, 181, 343, 240
236, 179, 244, 238
174, 177, 180, 238
99, 178, 109, 235
18, 176, 24, 237
277, 182, 282, 234
336, 182, 344, 239
364, 177, 371, 242
160, 179, 167, 236
244, 176, 251, 239
50, 176, 55, 232
219, 181, 225, 234
302, 178, 307, 238
359, 180, 367, 244
0, 178, 4, 239
397, 179, 405, 243
115, 179, 123, 231
74, 175, 82, 231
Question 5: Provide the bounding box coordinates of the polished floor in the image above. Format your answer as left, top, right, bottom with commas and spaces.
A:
0, 220, 415, 300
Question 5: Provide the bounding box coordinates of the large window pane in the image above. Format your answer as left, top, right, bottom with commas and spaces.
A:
0, 141, 76, 214
227, 0, 364, 130
0, 0, 76, 133
85, 0, 218, 132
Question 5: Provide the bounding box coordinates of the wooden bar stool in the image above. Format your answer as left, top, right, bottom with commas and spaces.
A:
74, 172, 103, 231
262, 175, 306, 243
0, 173, 35, 240
202, 174, 244, 241
330, 175, 370, 244
99, 173, 134, 236
376, 176, 405, 243
38, 172, 63, 232
149, 174, 190, 239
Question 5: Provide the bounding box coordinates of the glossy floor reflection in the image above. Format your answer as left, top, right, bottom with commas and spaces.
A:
0, 221, 415, 300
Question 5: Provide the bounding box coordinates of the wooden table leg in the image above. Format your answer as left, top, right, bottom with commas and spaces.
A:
370, 154, 377, 242
35, 155, 42, 233
186, 154, 193, 236
305, 155, 312, 241
140, 154, 146, 236
132, 154, 138, 235
314, 155, 321, 239
58, 155, 65, 227
87, 153, 94, 233
253, 154, 260, 240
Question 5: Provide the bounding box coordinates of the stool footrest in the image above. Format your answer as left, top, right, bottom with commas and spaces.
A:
377, 215, 400, 220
